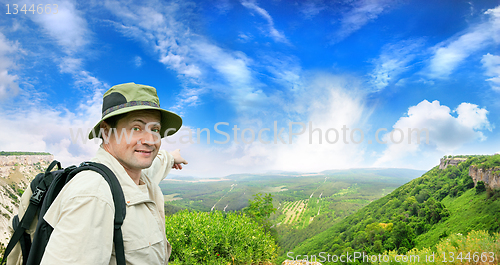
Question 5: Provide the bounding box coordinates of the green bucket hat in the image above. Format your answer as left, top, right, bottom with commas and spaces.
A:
88, 82, 182, 139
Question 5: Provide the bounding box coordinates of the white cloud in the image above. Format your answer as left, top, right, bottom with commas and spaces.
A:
0, 89, 103, 166
0, 0, 111, 164
260, 53, 303, 92
147, 73, 371, 177
333, 0, 394, 43
241, 0, 289, 44
455, 102, 491, 131
214, 0, 233, 14
102, 0, 267, 112
27, 0, 90, 55
98, 1, 378, 176
237, 33, 253, 43
134, 56, 142, 67
370, 39, 424, 91
102, 0, 204, 109
195, 44, 252, 85
102, 0, 200, 80
271, 74, 369, 171
426, 5, 500, 79
59, 57, 83, 74
299, 0, 326, 19
375, 100, 491, 168
0, 32, 21, 100
481, 53, 500, 91
23, 0, 100, 93
218, 74, 370, 173
0, 29, 106, 164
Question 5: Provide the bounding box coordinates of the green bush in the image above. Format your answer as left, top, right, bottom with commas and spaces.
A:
476, 181, 486, 194
165, 210, 277, 265
378, 230, 500, 264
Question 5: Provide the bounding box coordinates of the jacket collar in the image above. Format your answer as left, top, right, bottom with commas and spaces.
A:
91, 146, 153, 205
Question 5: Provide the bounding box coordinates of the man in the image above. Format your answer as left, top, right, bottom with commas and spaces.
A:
40, 82, 187, 264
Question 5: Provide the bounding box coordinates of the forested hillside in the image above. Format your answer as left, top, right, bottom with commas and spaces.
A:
282, 155, 500, 263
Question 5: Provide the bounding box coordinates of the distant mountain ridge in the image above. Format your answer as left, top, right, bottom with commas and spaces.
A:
166, 168, 427, 182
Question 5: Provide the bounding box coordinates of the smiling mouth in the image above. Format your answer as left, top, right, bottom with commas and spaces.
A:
135, 150, 153, 154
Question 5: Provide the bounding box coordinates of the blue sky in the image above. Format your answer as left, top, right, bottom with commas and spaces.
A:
0, 0, 499, 177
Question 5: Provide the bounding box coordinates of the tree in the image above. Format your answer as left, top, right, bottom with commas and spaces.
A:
372, 240, 383, 254
476, 181, 486, 194
390, 217, 415, 251
243, 193, 276, 229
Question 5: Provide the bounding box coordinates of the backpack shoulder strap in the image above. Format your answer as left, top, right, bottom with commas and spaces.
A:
76, 162, 127, 265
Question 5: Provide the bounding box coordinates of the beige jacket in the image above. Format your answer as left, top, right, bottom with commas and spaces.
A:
8, 147, 174, 265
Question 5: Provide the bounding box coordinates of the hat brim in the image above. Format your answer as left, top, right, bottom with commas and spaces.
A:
88, 105, 182, 140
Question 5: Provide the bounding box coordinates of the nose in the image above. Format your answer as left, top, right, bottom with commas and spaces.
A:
139, 130, 159, 145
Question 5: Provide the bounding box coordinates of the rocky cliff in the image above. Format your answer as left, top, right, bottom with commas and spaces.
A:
469, 165, 500, 190
439, 157, 467, 170
0, 155, 53, 167
0, 155, 52, 249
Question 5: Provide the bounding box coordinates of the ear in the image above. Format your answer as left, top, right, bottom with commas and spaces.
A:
100, 121, 112, 144
100, 120, 110, 133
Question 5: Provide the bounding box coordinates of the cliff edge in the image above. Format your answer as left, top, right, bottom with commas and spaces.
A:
0, 154, 53, 249
439, 157, 467, 170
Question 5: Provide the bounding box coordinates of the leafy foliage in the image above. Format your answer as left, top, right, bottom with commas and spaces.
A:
165, 210, 277, 265
243, 193, 276, 229
470, 154, 500, 170
378, 230, 500, 264
475, 181, 486, 194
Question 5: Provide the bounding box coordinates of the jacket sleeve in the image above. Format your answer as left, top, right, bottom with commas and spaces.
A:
144, 150, 174, 186
40, 196, 114, 265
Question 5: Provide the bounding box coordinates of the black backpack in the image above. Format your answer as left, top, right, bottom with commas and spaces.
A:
1, 161, 127, 265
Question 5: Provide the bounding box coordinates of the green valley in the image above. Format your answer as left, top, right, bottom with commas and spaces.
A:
162, 155, 500, 264
161, 168, 426, 261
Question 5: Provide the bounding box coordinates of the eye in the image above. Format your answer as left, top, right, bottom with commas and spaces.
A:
152, 128, 160, 133
132, 127, 141, 131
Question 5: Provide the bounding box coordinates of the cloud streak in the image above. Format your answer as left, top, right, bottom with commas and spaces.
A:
332, 0, 394, 44
370, 39, 424, 91
299, 0, 327, 19
102, 0, 267, 113
241, 0, 289, 44
481, 53, 500, 91
425, 5, 500, 79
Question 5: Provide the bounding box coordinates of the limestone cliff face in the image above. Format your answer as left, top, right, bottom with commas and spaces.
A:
469, 165, 500, 190
439, 158, 467, 170
0, 155, 52, 248
0, 155, 53, 167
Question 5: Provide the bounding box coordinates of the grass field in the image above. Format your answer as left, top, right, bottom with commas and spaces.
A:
163, 193, 182, 201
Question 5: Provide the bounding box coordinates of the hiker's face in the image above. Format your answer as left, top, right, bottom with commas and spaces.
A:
104, 110, 162, 172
